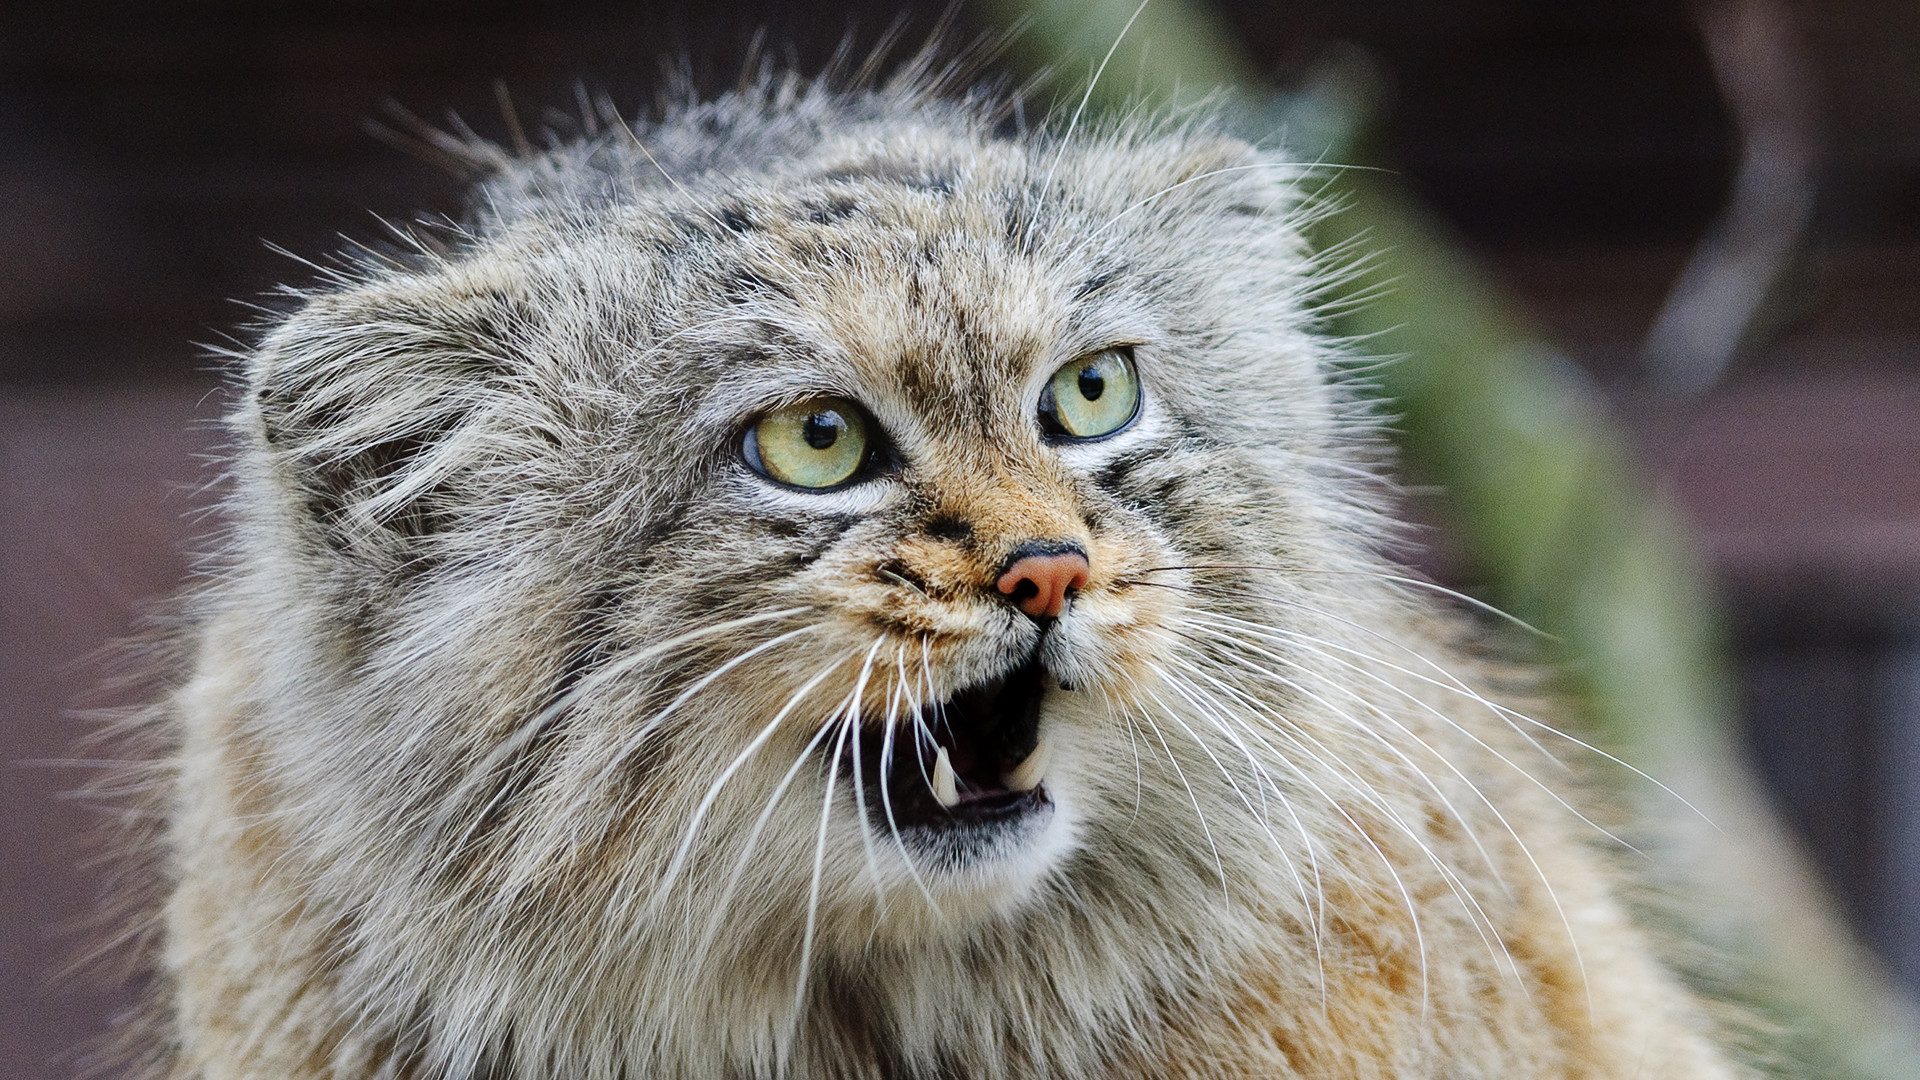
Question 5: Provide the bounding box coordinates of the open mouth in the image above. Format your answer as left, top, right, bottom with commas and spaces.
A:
850, 654, 1055, 837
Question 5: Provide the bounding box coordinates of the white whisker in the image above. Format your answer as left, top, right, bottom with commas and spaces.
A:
1130, 685, 1230, 897
1030, 0, 1154, 248
795, 712, 855, 1019
1175, 612, 1590, 1006
841, 639, 889, 905
1135, 563, 1555, 638
644, 640, 849, 921
1143, 662, 1328, 976
694, 669, 863, 968
1148, 655, 1444, 1000
878, 640, 940, 914
1162, 635, 1522, 989
421, 606, 815, 861
594, 621, 828, 792
1187, 607, 1638, 854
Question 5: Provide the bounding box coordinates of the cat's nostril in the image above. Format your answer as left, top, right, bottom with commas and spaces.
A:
996, 544, 1092, 621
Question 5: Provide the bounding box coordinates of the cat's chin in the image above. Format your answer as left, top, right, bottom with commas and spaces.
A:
856, 788, 1081, 940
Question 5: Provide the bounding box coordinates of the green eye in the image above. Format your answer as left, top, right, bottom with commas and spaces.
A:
746, 397, 873, 489
1039, 347, 1140, 439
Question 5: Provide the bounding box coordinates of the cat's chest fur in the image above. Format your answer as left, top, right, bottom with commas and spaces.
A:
145, 71, 1745, 1080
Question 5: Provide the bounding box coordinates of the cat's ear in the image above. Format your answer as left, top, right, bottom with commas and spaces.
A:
243, 266, 531, 561
1131, 135, 1298, 220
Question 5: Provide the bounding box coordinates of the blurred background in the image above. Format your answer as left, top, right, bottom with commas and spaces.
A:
2, 1, 1916, 1076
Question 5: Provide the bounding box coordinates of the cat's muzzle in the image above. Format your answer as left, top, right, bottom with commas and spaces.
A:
851, 653, 1055, 840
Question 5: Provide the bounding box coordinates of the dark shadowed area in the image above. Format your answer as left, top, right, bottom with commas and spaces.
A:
3, 2, 1916, 1076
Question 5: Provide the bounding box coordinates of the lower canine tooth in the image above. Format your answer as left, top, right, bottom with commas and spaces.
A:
1006, 739, 1051, 792
932, 747, 959, 807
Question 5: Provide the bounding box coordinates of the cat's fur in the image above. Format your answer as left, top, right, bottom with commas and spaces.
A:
143, 62, 1745, 1079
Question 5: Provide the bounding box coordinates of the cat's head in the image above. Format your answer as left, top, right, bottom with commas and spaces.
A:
223, 82, 1387, 1061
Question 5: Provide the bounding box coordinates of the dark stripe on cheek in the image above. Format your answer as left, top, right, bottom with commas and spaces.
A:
727, 268, 793, 302
758, 512, 858, 570
806, 198, 862, 223
923, 515, 973, 543
1094, 450, 1153, 492
1076, 268, 1124, 299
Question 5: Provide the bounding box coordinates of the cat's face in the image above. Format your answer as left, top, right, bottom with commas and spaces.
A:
236, 114, 1364, 1002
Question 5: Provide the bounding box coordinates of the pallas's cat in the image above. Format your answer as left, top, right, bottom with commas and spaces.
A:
144, 68, 1745, 1079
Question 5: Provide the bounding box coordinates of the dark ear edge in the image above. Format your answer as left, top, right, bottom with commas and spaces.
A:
246, 275, 531, 559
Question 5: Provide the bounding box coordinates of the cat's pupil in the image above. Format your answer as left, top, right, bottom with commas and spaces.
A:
1078, 366, 1105, 402
803, 412, 841, 450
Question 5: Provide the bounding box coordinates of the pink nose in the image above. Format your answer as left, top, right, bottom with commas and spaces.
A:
996, 549, 1092, 620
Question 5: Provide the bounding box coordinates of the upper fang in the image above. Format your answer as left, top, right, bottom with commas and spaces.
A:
1006, 739, 1051, 792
